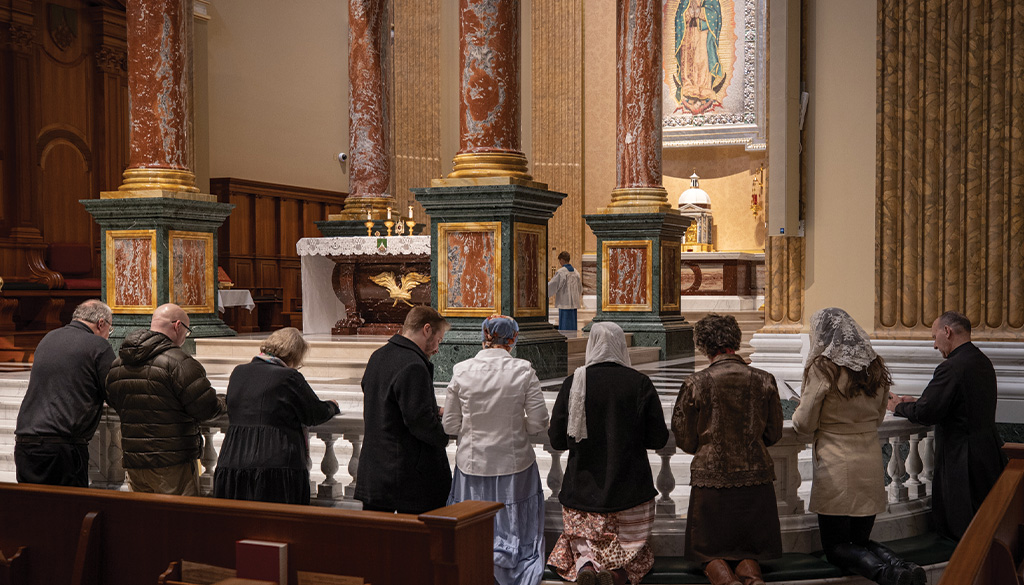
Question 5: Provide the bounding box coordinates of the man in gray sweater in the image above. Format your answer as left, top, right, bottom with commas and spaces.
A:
15, 299, 116, 487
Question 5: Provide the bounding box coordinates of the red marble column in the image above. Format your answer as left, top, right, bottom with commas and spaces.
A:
608, 0, 669, 211
120, 0, 197, 192
448, 0, 531, 180
341, 0, 392, 217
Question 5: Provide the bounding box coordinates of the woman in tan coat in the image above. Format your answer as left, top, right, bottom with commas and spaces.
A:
793, 308, 925, 585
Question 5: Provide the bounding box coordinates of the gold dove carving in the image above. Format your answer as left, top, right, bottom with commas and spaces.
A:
369, 271, 431, 307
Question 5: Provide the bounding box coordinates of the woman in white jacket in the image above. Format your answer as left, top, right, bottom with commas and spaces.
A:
792, 308, 925, 585
443, 314, 550, 585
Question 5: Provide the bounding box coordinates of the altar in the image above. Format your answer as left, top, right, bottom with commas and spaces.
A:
296, 236, 431, 335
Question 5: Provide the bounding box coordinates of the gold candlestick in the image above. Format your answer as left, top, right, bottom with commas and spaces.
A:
405, 218, 416, 234
384, 219, 394, 237
364, 219, 374, 236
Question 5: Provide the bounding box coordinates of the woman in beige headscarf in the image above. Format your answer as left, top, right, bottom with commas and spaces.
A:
793, 308, 925, 585
547, 322, 669, 585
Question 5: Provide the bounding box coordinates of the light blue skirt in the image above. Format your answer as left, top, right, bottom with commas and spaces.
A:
447, 462, 546, 585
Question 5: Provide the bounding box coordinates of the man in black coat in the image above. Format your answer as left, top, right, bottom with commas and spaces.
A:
15, 299, 116, 487
355, 306, 452, 514
889, 311, 1007, 540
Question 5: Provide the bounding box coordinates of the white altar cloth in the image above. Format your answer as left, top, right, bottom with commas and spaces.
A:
216, 289, 255, 313
296, 236, 431, 335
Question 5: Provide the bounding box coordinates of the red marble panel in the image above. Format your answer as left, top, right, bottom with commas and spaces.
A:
172, 237, 208, 307
114, 238, 153, 306
446, 231, 496, 309
681, 262, 725, 293
607, 246, 649, 306
661, 245, 680, 308
515, 231, 540, 310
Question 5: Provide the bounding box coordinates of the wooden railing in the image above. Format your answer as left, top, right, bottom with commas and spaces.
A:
0, 482, 501, 585
939, 443, 1024, 585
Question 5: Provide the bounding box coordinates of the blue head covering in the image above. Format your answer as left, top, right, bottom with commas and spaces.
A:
481, 314, 519, 347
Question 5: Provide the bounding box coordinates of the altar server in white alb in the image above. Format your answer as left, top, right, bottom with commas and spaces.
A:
548, 251, 583, 331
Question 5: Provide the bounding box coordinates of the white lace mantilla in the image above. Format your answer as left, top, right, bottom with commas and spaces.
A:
296, 236, 431, 257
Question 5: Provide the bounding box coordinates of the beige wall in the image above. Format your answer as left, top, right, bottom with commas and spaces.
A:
206, 0, 349, 192
582, 0, 617, 253
664, 146, 766, 252
802, 0, 876, 329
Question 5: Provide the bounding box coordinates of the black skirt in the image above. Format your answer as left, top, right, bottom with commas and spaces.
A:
213, 424, 312, 505
684, 483, 783, 562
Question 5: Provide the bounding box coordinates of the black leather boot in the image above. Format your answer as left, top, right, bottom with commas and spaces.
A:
827, 543, 913, 585
865, 541, 927, 585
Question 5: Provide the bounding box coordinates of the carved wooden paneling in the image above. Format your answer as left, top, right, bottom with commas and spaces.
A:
1, 1, 128, 288
211, 178, 346, 332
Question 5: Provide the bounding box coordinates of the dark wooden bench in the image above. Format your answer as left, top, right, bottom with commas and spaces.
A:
0, 483, 501, 585
939, 443, 1024, 585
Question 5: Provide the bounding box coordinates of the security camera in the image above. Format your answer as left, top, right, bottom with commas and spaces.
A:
338, 152, 348, 162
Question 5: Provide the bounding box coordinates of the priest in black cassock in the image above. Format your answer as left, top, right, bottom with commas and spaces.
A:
888, 311, 1007, 540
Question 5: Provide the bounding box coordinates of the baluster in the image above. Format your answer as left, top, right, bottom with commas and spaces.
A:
88, 425, 103, 487
317, 432, 341, 502
655, 440, 676, 516
904, 432, 926, 499
200, 425, 219, 496
343, 432, 361, 498
887, 435, 908, 503
543, 444, 564, 515
768, 437, 805, 516
919, 431, 934, 487
107, 419, 126, 490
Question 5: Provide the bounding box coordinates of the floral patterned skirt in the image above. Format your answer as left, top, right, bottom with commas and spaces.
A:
547, 500, 656, 585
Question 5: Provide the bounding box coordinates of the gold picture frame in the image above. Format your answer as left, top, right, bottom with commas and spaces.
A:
106, 229, 158, 313
661, 242, 681, 311
437, 221, 502, 317
513, 222, 547, 317
168, 230, 216, 313
601, 240, 653, 312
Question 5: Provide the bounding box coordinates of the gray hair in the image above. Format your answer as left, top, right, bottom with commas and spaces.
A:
936, 311, 971, 335
260, 327, 309, 367
72, 299, 112, 324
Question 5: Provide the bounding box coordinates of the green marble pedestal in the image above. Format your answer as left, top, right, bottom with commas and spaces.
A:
584, 211, 694, 361
82, 196, 235, 352
413, 179, 567, 382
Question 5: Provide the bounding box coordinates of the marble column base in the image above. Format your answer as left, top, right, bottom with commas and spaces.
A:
414, 182, 568, 384
587, 314, 693, 361
432, 322, 568, 383
584, 211, 693, 362
81, 196, 235, 350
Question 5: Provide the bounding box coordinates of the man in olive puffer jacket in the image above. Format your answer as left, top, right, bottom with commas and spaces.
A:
106, 303, 225, 495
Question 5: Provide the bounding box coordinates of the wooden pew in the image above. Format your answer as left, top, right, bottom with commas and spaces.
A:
939, 443, 1024, 585
0, 483, 501, 585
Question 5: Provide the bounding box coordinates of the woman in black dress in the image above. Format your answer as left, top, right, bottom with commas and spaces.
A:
214, 327, 339, 504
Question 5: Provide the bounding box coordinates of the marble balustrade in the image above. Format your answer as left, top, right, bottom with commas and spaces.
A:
84, 408, 934, 553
